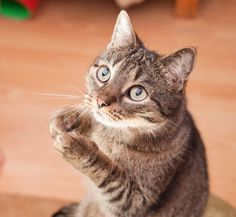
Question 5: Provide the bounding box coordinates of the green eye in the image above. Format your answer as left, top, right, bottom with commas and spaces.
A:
129, 86, 147, 101
96, 66, 111, 83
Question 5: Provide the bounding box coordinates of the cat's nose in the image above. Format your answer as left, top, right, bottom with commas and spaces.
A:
97, 98, 108, 109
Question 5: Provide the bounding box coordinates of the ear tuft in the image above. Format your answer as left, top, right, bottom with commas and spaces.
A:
163, 47, 197, 92
108, 10, 136, 49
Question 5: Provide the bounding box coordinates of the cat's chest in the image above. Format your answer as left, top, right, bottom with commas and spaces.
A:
90, 130, 123, 159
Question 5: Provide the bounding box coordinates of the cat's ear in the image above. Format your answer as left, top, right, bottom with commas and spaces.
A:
108, 10, 136, 49
162, 47, 197, 93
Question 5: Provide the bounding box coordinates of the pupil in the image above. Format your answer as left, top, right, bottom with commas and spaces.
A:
135, 88, 142, 96
102, 69, 108, 76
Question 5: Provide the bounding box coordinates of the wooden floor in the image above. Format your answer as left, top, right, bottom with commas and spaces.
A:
0, 0, 235, 207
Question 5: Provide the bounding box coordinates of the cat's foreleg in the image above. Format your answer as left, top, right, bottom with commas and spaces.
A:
54, 133, 149, 217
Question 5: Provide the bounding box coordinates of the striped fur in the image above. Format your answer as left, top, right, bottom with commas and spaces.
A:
50, 11, 208, 217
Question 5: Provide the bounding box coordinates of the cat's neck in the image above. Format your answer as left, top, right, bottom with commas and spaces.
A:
92, 109, 192, 154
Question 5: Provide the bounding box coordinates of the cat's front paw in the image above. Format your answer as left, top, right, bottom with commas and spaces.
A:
54, 133, 98, 163
50, 107, 89, 139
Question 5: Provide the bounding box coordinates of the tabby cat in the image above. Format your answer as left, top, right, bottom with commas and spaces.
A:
50, 11, 209, 217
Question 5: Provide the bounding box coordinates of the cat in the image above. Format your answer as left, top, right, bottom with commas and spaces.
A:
50, 11, 209, 217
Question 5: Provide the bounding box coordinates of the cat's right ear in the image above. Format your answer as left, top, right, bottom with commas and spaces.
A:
107, 11, 136, 49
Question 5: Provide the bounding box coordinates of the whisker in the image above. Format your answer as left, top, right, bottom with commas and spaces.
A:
81, 98, 93, 108
63, 82, 86, 94
166, 120, 178, 127
56, 109, 80, 127
29, 91, 84, 99
36, 70, 88, 94
33, 104, 80, 118
121, 129, 132, 177
61, 81, 93, 98
64, 82, 93, 98
69, 107, 91, 128
110, 128, 117, 170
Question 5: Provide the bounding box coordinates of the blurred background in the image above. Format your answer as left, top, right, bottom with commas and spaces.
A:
0, 0, 235, 216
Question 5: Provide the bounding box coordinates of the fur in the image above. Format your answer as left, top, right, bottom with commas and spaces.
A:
50, 11, 209, 217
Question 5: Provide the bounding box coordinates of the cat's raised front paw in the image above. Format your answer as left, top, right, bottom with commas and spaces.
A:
54, 133, 98, 162
49, 107, 83, 139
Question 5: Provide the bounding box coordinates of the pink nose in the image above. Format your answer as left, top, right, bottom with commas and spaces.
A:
97, 98, 107, 109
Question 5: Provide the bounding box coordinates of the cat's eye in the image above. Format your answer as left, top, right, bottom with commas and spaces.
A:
129, 86, 147, 102
96, 66, 111, 83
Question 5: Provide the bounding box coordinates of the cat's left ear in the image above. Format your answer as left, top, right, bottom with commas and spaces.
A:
162, 47, 197, 93
108, 10, 136, 49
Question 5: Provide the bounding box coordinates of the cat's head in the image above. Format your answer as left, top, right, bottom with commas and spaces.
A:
86, 11, 196, 130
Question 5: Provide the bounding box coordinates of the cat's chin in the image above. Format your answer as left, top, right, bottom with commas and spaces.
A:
92, 110, 157, 130
92, 110, 124, 128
